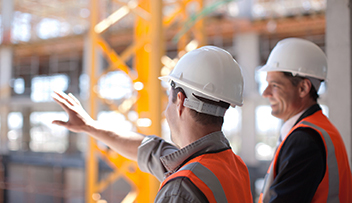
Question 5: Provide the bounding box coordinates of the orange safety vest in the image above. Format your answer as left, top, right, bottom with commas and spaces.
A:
259, 110, 352, 203
159, 149, 253, 203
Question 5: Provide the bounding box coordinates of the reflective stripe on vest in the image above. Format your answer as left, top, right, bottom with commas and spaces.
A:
178, 162, 228, 203
301, 121, 340, 202
159, 149, 253, 203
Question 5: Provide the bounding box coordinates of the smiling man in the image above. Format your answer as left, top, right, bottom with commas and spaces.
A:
258, 38, 352, 203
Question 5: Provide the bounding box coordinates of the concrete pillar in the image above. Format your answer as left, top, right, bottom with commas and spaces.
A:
237, 0, 254, 19
0, 0, 14, 155
326, 0, 352, 165
1, 0, 14, 45
21, 108, 31, 151
82, 36, 103, 100
234, 33, 260, 166
0, 60, 10, 154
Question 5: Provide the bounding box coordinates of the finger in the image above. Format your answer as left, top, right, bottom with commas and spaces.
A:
68, 93, 81, 105
52, 120, 67, 127
52, 93, 74, 113
53, 90, 75, 106
53, 90, 68, 100
52, 92, 71, 107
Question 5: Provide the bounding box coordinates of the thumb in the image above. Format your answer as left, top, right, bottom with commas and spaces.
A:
52, 120, 67, 127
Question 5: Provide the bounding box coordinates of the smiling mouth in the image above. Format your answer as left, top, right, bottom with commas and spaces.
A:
270, 103, 278, 107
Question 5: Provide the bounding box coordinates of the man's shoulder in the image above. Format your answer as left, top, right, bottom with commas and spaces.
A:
284, 127, 325, 152
156, 177, 208, 203
279, 127, 326, 165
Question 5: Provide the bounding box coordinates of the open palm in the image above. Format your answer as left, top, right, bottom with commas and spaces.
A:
52, 91, 95, 133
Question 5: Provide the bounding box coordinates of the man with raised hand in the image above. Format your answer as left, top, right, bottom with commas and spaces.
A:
53, 46, 253, 203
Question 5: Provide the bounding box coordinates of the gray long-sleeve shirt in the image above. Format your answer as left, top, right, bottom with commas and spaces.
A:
137, 131, 233, 203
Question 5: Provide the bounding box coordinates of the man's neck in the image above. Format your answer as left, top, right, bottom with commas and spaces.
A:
178, 121, 221, 149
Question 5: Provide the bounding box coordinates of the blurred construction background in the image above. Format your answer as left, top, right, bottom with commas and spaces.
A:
0, 0, 351, 202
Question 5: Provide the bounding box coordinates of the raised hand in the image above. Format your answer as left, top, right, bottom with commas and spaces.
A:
52, 90, 95, 133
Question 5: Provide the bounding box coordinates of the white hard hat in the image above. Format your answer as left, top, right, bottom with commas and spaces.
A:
260, 38, 327, 90
159, 46, 244, 117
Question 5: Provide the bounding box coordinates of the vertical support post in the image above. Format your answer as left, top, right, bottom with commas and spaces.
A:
134, 0, 163, 201
0, 1, 13, 202
234, 33, 260, 166
149, 0, 163, 139
326, 0, 352, 166
0, 0, 14, 155
1, 0, 14, 45
147, 0, 163, 201
87, 0, 99, 202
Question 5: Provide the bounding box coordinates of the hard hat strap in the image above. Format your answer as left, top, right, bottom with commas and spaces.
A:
184, 98, 227, 117
306, 77, 321, 92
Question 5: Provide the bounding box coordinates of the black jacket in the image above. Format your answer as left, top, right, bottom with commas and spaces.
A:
269, 104, 326, 203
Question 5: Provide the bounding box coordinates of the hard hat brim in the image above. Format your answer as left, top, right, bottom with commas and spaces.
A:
158, 76, 169, 82
258, 65, 326, 80
158, 75, 243, 107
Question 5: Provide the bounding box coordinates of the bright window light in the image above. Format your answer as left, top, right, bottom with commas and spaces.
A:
31, 74, 69, 102
13, 78, 25, 94
255, 106, 281, 134
30, 112, 68, 153
222, 106, 242, 154
317, 81, 326, 95
98, 71, 133, 100
97, 111, 133, 132
8, 112, 23, 129
37, 18, 61, 39
136, 118, 152, 127
255, 142, 274, 160
255, 69, 267, 95
321, 104, 329, 117
161, 118, 171, 142
8, 112, 23, 151
255, 105, 282, 160
133, 81, 144, 91
12, 12, 31, 42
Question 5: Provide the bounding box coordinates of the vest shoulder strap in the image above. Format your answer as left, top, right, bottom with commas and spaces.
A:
161, 161, 228, 203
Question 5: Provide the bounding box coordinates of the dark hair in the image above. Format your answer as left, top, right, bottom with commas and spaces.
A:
282, 72, 319, 101
170, 81, 229, 126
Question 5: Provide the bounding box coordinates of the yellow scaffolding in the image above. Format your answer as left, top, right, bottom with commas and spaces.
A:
86, 0, 206, 202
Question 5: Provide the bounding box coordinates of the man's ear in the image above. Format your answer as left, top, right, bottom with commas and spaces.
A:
299, 79, 312, 98
176, 91, 186, 116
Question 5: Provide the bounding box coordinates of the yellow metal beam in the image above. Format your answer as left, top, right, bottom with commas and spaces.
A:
120, 36, 149, 62
87, 0, 99, 202
133, 0, 163, 201
96, 36, 130, 75
95, 5, 130, 34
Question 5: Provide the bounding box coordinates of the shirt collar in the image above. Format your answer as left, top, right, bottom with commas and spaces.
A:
160, 131, 230, 173
279, 109, 307, 143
